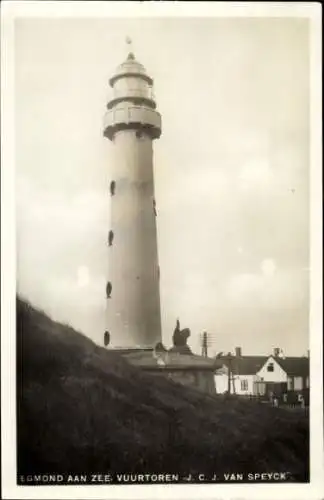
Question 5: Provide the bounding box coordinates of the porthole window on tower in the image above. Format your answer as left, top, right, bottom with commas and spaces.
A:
106, 281, 112, 299
108, 230, 114, 246
110, 181, 116, 196
104, 331, 110, 347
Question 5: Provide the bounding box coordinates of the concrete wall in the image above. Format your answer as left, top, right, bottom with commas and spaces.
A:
153, 370, 216, 395
107, 129, 162, 347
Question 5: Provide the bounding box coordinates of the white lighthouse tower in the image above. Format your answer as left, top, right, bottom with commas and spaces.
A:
103, 41, 162, 349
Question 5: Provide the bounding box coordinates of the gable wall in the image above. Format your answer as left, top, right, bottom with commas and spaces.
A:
257, 356, 288, 382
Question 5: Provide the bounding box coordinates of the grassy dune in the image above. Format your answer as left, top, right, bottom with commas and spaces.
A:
17, 298, 309, 481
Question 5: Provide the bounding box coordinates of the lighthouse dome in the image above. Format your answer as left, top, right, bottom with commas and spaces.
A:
119, 52, 146, 71
109, 52, 153, 87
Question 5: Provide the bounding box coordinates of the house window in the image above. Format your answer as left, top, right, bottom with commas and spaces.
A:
108, 230, 114, 246
241, 379, 248, 391
267, 363, 274, 372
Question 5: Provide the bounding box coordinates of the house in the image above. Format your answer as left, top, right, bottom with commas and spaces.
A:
214, 348, 267, 395
257, 351, 309, 396
214, 347, 309, 398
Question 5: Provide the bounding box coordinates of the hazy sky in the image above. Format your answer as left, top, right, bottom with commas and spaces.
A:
15, 16, 310, 356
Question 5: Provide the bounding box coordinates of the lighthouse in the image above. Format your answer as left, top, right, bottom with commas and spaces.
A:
103, 41, 162, 349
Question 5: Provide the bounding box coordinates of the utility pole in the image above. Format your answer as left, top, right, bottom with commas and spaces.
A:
200, 331, 216, 357
202, 331, 208, 357
225, 352, 236, 394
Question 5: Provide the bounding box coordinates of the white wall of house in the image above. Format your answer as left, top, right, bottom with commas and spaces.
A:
293, 376, 303, 390
256, 356, 288, 383
214, 369, 264, 395
214, 374, 228, 394
214, 365, 228, 394
233, 375, 255, 395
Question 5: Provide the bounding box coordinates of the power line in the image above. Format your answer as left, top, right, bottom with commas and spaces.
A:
200, 331, 217, 357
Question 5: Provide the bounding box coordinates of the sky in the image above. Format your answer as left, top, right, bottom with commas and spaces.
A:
15, 15, 310, 356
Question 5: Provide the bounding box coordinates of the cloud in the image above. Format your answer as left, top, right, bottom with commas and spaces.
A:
225, 266, 308, 311
16, 176, 109, 329
14, 17, 310, 355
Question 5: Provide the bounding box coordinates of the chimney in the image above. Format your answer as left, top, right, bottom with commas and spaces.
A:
273, 347, 280, 357
235, 347, 242, 358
